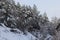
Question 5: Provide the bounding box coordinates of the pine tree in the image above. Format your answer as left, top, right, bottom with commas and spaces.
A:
42, 12, 49, 24
17, 2, 21, 8
32, 4, 39, 16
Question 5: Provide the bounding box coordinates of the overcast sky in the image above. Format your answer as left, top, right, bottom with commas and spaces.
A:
15, 0, 60, 20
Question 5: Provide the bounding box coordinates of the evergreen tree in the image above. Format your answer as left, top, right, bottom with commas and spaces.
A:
17, 2, 21, 8
42, 12, 49, 24
0, 0, 57, 39
32, 4, 39, 16
51, 17, 58, 23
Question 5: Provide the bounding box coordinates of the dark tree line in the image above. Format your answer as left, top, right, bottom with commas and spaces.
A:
0, 0, 60, 40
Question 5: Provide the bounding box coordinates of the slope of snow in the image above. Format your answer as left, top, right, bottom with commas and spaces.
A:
0, 23, 36, 40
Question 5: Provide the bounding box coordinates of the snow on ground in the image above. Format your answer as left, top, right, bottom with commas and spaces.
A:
0, 23, 54, 40
0, 23, 36, 40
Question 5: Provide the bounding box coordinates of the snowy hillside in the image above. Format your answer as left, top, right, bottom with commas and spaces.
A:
0, 23, 55, 40
0, 23, 36, 40
0, 0, 59, 40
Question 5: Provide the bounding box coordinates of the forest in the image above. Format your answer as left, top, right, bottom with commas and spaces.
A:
0, 0, 60, 40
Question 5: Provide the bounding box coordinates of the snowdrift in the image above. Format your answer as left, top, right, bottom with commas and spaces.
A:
0, 23, 36, 40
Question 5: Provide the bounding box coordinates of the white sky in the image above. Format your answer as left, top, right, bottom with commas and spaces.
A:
15, 0, 60, 20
